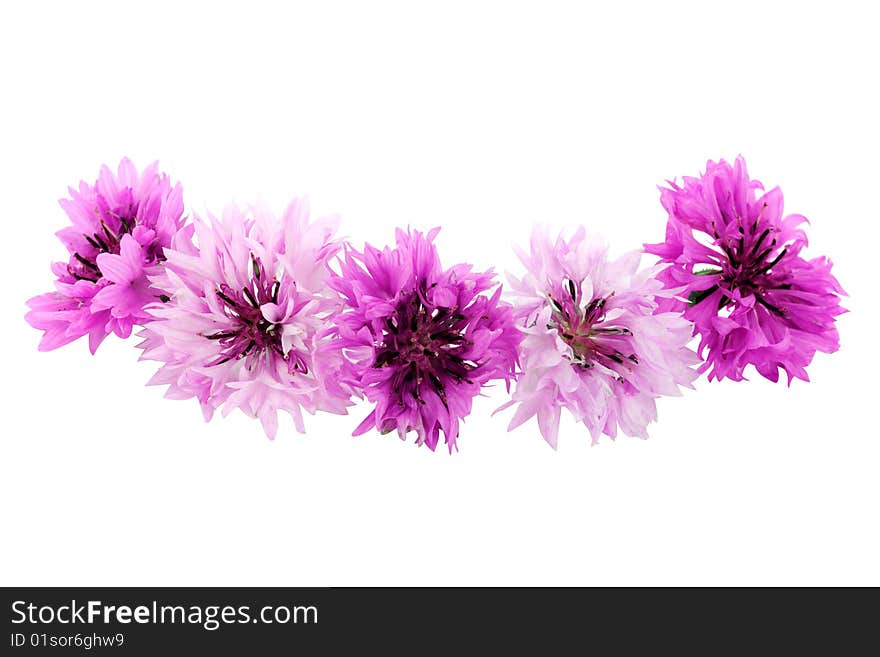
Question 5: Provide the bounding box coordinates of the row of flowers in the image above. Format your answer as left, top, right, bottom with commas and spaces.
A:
26, 157, 846, 451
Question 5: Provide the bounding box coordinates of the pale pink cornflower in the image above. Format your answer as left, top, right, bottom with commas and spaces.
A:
501, 226, 699, 447
138, 199, 352, 437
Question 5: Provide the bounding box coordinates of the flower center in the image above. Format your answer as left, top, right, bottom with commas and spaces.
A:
68, 209, 140, 283
549, 280, 638, 378
692, 213, 792, 317
204, 255, 307, 373
372, 289, 476, 406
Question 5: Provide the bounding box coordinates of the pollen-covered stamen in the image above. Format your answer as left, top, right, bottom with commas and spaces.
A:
203, 254, 307, 373
372, 286, 476, 407
549, 279, 638, 379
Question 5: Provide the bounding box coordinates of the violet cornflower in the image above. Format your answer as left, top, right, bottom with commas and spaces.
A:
644, 157, 846, 383
26, 159, 185, 352
501, 226, 699, 447
328, 228, 521, 452
138, 200, 352, 438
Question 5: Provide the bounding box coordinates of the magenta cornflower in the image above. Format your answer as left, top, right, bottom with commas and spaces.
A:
138, 200, 352, 438
26, 159, 185, 353
328, 228, 520, 452
501, 226, 699, 447
644, 157, 846, 383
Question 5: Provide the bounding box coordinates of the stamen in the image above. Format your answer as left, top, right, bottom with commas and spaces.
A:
216, 290, 236, 307
242, 287, 259, 308
752, 249, 787, 277
751, 228, 771, 256
93, 234, 109, 251
752, 247, 774, 267
69, 269, 99, 283
205, 331, 238, 340
725, 241, 738, 268
100, 221, 118, 243
752, 202, 767, 232
593, 327, 632, 336
73, 253, 100, 271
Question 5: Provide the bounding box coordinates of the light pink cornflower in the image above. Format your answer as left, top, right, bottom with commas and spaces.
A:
502, 226, 699, 447
138, 200, 352, 437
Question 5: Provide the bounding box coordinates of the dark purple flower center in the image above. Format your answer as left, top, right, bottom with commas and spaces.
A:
67, 197, 163, 283
204, 255, 307, 373
550, 280, 638, 378
372, 288, 476, 407
68, 213, 137, 284
691, 213, 792, 317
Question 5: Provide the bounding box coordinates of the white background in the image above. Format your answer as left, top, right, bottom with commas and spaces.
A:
1, 1, 876, 586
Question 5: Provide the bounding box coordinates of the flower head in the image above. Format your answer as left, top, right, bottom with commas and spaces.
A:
26, 159, 185, 352
138, 199, 352, 438
502, 226, 699, 447
644, 157, 846, 383
328, 228, 520, 452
